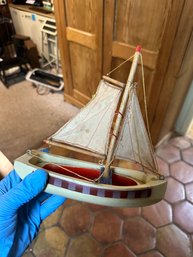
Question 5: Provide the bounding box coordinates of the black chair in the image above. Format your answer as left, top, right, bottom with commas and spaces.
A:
0, 36, 30, 87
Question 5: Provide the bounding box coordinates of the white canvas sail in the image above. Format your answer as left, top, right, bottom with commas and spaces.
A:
115, 87, 156, 171
51, 80, 122, 155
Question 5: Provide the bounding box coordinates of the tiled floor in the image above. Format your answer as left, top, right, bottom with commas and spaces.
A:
23, 136, 193, 257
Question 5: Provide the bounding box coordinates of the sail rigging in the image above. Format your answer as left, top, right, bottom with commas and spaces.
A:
51, 80, 122, 155
50, 53, 156, 172
114, 85, 156, 171
49, 47, 157, 173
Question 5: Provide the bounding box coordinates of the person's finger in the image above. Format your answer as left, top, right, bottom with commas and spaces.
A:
1, 169, 48, 214
0, 151, 13, 178
36, 192, 51, 204
0, 170, 21, 196
40, 194, 66, 220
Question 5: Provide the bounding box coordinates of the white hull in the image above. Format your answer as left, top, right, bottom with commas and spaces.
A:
14, 151, 167, 207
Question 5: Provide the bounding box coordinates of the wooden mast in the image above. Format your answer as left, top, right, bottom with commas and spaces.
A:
102, 46, 142, 178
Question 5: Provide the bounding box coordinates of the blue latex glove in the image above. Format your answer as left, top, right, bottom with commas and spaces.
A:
0, 169, 66, 257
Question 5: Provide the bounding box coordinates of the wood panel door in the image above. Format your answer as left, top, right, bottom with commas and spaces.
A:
54, 0, 103, 107
103, 0, 185, 144
54, 0, 190, 144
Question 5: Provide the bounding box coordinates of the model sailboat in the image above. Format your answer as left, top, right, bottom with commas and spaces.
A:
14, 46, 167, 207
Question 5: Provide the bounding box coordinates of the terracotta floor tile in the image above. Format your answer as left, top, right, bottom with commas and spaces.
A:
164, 177, 185, 203
64, 199, 78, 206
91, 210, 122, 243
156, 224, 192, 257
42, 204, 64, 229
156, 157, 170, 177
22, 252, 34, 257
185, 182, 193, 203
33, 227, 69, 257
182, 147, 193, 165
169, 136, 191, 149
139, 250, 164, 257
123, 216, 156, 254
66, 235, 101, 257
170, 161, 193, 184
113, 207, 141, 218
103, 243, 135, 257
60, 203, 91, 236
156, 144, 180, 164
142, 200, 172, 227
23, 240, 36, 257
173, 201, 193, 233
85, 203, 107, 212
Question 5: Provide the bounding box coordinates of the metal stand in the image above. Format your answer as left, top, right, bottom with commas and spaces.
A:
41, 19, 60, 73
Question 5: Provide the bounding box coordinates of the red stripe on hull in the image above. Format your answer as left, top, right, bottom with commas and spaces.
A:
48, 176, 151, 199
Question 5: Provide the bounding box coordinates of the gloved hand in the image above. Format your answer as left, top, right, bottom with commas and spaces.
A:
0, 169, 66, 257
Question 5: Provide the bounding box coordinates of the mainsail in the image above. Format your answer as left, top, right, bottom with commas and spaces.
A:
114, 85, 156, 171
51, 80, 122, 155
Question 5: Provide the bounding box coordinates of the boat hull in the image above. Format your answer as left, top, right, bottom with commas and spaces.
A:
14, 151, 167, 207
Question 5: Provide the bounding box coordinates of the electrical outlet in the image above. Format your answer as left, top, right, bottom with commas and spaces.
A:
0, 0, 7, 5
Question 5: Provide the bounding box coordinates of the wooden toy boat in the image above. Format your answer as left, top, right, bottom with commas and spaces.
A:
14, 46, 167, 207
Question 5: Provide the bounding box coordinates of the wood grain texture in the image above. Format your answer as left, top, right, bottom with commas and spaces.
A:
54, 0, 192, 144
104, 0, 187, 143
148, 0, 186, 143
54, 0, 73, 95
59, 0, 103, 102
155, 0, 193, 140
103, 0, 115, 74
102, 76, 125, 88
66, 27, 96, 49
112, 41, 158, 70
65, 0, 95, 33
115, 0, 170, 50
64, 93, 85, 108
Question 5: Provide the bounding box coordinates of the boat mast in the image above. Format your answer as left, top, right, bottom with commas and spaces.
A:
102, 46, 142, 179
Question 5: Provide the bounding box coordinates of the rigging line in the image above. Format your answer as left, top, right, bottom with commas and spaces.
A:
128, 84, 138, 163
128, 118, 136, 163
133, 88, 155, 172
27, 151, 96, 183
139, 53, 158, 171
86, 91, 120, 151
132, 88, 146, 173
106, 55, 135, 76
29, 150, 115, 183
53, 82, 105, 138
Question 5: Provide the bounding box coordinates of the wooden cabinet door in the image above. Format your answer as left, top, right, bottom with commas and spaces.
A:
54, 0, 103, 107
103, 0, 185, 143
54, 0, 189, 143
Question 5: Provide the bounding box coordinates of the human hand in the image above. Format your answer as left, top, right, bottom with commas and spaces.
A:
0, 151, 14, 178
0, 169, 66, 257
